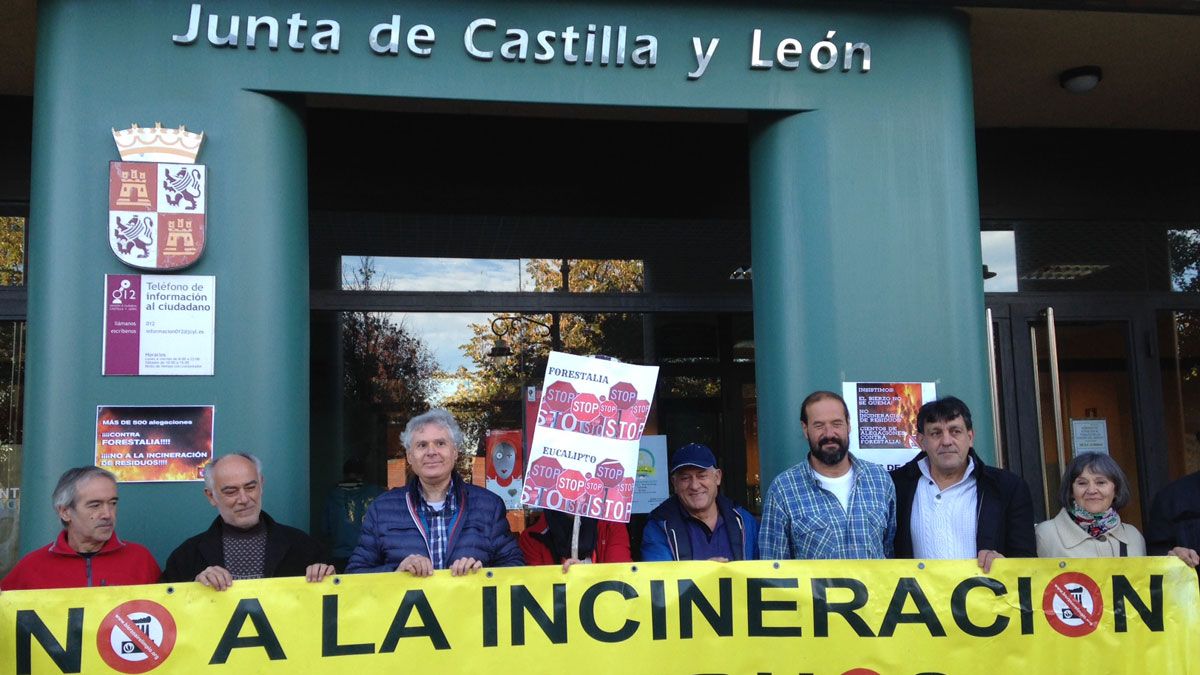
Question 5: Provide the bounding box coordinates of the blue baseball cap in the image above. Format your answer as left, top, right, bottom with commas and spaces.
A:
670, 443, 717, 474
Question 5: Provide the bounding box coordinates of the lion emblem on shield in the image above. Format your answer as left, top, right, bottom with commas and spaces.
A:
113, 215, 154, 259
163, 166, 203, 210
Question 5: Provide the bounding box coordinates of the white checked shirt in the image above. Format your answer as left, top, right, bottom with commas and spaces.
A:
910, 457, 978, 560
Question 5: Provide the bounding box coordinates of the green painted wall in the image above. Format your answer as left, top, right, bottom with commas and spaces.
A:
25, 0, 986, 561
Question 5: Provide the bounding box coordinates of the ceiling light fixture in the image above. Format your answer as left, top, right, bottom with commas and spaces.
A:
1059, 65, 1103, 94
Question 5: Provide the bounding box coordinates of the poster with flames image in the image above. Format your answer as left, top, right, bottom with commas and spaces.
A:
521, 352, 659, 523
95, 405, 214, 482
842, 382, 937, 470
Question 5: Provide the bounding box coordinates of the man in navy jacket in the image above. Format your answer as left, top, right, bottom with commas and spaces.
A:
642, 444, 759, 562
347, 409, 523, 576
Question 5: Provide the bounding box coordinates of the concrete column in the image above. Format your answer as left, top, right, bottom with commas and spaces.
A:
23, 4, 310, 559
750, 105, 990, 489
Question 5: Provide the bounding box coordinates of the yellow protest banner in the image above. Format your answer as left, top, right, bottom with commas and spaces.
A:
3, 558, 1197, 674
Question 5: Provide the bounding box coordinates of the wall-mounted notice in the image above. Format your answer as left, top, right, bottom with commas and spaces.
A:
95, 405, 214, 482
103, 274, 215, 375
522, 352, 659, 523
632, 435, 668, 514
1071, 418, 1110, 455
843, 381, 937, 470
523, 386, 541, 460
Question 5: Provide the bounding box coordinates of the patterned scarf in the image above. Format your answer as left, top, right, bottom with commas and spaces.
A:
1069, 503, 1121, 538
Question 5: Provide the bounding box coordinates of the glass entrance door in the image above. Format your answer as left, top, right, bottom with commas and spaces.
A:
1029, 314, 1144, 526
990, 300, 1164, 526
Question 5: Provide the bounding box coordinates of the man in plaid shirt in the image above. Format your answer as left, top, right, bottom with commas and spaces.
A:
759, 391, 896, 559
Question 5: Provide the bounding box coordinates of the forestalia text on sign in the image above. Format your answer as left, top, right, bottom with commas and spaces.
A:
4, 558, 1197, 674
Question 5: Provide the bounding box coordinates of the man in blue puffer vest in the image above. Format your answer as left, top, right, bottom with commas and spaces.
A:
641, 443, 759, 562
346, 409, 523, 576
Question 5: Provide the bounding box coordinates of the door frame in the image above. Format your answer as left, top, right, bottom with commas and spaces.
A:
987, 293, 1171, 521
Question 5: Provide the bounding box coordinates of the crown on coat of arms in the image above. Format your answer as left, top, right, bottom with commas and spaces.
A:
112, 123, 205, 164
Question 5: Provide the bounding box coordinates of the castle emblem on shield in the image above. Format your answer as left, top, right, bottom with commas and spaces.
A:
109, 123, 207, 270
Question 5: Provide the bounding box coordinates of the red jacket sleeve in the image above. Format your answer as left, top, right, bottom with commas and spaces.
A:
597, 521, 632, 563
518, 529, 557, 565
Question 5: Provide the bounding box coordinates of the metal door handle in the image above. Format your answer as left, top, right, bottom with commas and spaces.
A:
1046, 307, 1066, 476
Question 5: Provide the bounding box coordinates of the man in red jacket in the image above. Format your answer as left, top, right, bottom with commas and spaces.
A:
1, 466, 160, 590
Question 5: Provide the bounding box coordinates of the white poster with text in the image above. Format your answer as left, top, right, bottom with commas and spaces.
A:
103, 274, 215, 376
632, 435, 669, 514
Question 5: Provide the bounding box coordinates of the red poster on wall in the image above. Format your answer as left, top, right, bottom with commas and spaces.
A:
95, 405, 214, 482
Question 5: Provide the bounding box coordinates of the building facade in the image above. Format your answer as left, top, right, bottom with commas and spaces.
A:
0, 0, 1196, 566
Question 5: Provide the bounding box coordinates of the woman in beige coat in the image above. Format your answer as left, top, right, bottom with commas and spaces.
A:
1037, 452, 1198, 565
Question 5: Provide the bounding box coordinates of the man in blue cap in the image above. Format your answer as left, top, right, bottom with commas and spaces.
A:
640, 443, 758, 562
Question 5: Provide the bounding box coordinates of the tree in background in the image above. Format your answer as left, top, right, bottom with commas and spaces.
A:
0, 216, 23, 576
341, 258, 439, 464
1168, 230, 1200, 379
442, 259, 644, 448
0, 217, 24, 286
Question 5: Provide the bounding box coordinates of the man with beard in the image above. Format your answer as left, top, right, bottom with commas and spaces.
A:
759, 391, 896, 559
890, 397, 1034, 572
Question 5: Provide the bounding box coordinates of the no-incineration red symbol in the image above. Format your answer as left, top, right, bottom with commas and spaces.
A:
1042, 572, 1104, 637
97, 600, 178, 673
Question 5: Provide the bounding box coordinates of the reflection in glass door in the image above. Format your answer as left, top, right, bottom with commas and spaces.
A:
1030, 312, 1144, 527
1159, 310, 1200, 481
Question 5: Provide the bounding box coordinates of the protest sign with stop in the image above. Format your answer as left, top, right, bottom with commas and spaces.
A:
522, 351, 659, 522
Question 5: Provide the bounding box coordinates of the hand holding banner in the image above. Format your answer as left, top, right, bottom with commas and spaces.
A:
5, 559, 1197, 674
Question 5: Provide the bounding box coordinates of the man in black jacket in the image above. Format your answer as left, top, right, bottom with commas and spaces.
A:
890, 397, 1035, 572
1146, 470, 1200, 558
161, 453, 334, 589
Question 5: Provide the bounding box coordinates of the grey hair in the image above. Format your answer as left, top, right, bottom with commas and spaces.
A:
402, 409, 464, 451
52, 466, 117, 526
1060, 452, 1132, 511
204, 453, 263, 491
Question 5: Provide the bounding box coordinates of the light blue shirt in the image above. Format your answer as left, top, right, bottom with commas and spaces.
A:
758, 453, 897, 560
